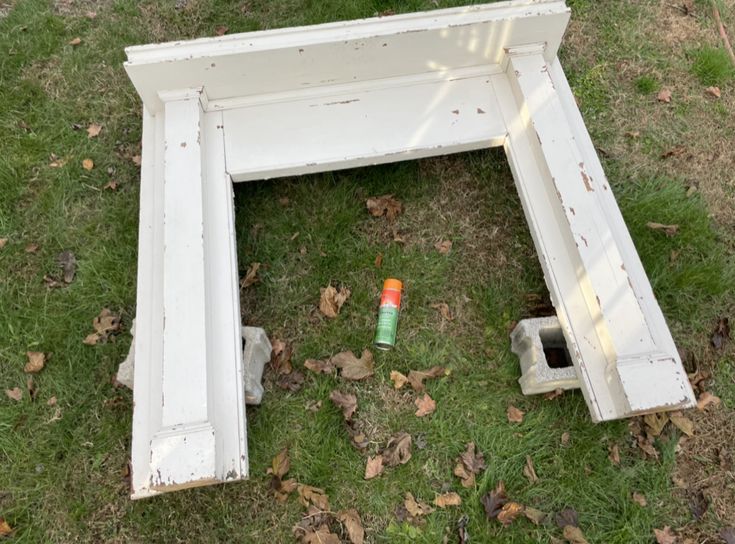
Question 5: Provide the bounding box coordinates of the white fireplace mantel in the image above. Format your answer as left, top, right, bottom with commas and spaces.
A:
124, 0, 695, 499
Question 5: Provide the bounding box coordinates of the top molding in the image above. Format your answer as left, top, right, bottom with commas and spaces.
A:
124, 0, 570, 112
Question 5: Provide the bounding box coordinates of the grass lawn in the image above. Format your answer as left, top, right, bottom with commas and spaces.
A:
1, 0, 734, 542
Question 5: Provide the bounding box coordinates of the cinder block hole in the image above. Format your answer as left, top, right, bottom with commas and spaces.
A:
539, 328, 573, 369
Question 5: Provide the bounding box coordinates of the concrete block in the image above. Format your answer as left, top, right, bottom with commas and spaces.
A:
510, 316, 580, 395
116, 322, 271, 406
116, 319, 135, 389
242, 326, 271, 405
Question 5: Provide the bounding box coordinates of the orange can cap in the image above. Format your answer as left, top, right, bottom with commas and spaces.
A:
383, 278, 403, 291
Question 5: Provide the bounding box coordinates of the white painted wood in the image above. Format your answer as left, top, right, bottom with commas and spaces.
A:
124, 1, 569, 113
223, 68, 506, 181
125, 0, 695, 498
495, 50, 695, 420
130, 93, 248, 499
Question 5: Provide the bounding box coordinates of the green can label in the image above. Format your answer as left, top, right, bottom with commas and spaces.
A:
374, 306, 399, 349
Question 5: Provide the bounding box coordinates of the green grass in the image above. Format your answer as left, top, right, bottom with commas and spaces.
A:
1, 0, 734, 542
691, 46, 735, 86
634, 75, 660, 94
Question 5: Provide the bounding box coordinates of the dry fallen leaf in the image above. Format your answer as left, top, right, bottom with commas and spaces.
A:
555, 507, 579, 528
103, 180, 118, 191
523, 455, 539, 483
561, 432, 570, 446
481, 481, 510, 523
414, 393, 436, 417
304, 358, 334, 374
669, 412, 694, 436
406, 366, 447, 391
82, 158, 94, 171
365, 455, 384, 480
374, 253, 383, 268
240, 262, 260, 289
404, 492, 434, 517
319, 284, 351, 318
383, 432, 412, 467
544, 388, 564, 400
705, 86, 721, 99
506, 404, 525, 423
564, 525, 590, 544
434, 492, 462, 508
697, 391, 721, 411
657, 88, 672, 103
68, 37, 82, 45
57, 250, 77, 283
277, 371, 304, 392
632, 492, 647, 507
661, 146, 686, 159
524, 507, 547, 525
297, 484, 330, 511
711, 317, 730, 350
0, 238, 7, 249
25, 243, 39, 253
87, 123, 102, 138
366, 195, 402, 221
0, 518, 12, 537
131, 155, 142, 166
270, 340, 293, 375
24, 351, 45, 374
434, 240, 452, 254
331, 349, 374, 381
47, 396, 57, 406
497, 502, 525, 527
215, 25, 229, 35
83, 308, 121, 345
338, 509, 364, 544
389, 370, 408, 389
329, 390, 357, 421
454, 442, 486, 488
646, 222, 678, 237
267, 448, 290, 479
608, 443, 621, 466
5, 388, 22, 402
301, 525, 340, 544
644, 412, 669, 437
654, 526, 677, 544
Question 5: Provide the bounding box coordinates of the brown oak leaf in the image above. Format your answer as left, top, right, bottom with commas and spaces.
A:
414, 393, 436, 417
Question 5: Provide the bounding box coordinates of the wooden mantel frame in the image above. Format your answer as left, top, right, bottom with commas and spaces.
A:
124, 0, 695, 498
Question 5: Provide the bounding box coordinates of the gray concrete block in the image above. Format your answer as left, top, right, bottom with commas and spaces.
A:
242, 326, 271, 405
510, 316, 580, 395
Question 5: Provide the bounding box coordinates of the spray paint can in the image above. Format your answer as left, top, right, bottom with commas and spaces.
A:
374, 278, 402, 350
